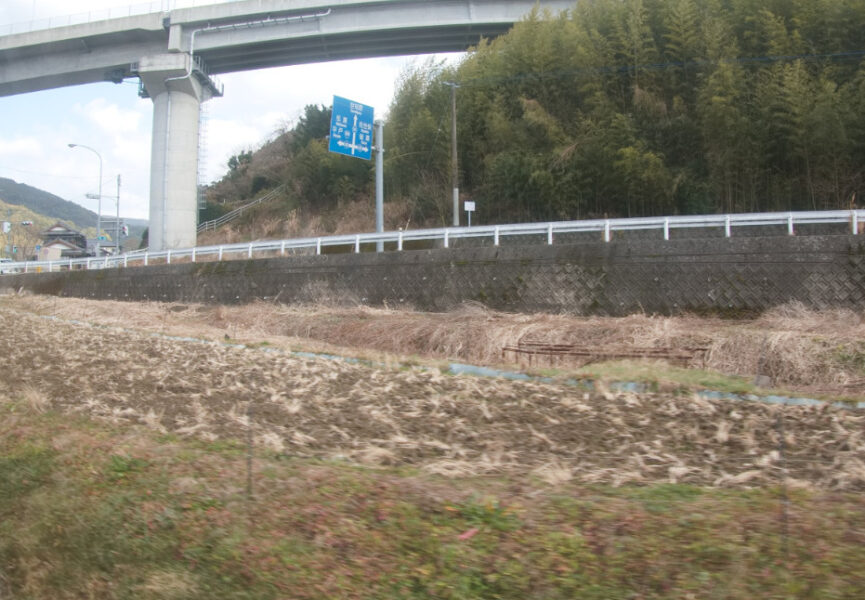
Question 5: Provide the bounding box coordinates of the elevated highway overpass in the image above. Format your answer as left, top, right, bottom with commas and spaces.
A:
0, 0, 572, 251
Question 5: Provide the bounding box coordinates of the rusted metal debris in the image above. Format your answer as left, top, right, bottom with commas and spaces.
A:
502, 338, 709, 367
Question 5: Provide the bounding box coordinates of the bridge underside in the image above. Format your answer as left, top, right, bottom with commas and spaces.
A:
201, 24, 512, 74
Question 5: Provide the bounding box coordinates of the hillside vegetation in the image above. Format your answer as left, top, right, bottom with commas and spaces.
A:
203, 0, 865, 242
0, 177, 97, 232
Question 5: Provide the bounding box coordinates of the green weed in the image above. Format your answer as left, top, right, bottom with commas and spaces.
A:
1, 409, 864, 599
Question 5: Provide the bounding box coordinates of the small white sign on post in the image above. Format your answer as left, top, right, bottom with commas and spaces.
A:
464, 201, 476, 227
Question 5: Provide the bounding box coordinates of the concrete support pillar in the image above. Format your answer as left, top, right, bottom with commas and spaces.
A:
138, 54, 213, 251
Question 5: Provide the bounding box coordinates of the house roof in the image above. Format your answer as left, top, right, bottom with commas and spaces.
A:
41, 221, 84, 236
42, 239, 82, 250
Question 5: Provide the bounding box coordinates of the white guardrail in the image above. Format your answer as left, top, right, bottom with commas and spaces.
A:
1, 210, 863, 276
197, 185, 286, 233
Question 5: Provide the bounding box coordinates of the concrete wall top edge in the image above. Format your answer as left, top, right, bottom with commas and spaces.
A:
0, 14, 165, 50
169, 0, 571, 27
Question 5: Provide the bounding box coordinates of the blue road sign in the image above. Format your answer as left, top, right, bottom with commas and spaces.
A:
328, 95, 374, 160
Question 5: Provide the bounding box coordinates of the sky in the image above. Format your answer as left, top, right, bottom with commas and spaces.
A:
0, 0, 461, 221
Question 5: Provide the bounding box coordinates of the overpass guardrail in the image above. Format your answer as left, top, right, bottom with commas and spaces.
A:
1, 209, 863, 276
0, 1, 236, 36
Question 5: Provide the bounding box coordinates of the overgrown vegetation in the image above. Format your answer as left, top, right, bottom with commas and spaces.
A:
201, 104, 396, 242
388, 0, 865, 224
1, 401, 864, 599
203, 0, 865, 240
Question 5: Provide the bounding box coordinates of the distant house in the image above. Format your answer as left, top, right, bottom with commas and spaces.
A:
38, 238, 86, 261
39, 222, 89, 259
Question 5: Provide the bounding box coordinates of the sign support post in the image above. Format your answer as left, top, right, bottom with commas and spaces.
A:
465, 201, 475, 227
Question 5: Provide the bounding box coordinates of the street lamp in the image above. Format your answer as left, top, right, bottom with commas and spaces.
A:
68, 143, 102, 257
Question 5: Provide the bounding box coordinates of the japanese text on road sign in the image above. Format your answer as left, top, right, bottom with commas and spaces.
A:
328, 95, 374, 160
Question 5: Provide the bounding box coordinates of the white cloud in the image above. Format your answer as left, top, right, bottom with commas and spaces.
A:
0, 136, 42, 157
76, 98, 143, 135
203, 118, 270, 183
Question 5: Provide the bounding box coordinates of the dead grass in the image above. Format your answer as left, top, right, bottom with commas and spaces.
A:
196, 197, 416, 247
756, 301, 865, 335
1, 297, 864, 490
19, 385, 50, 413
4, 294, 865, 397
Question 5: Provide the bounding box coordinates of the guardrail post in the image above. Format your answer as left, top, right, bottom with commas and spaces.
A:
247, 243, 253, 259
167, 250, 171, 265
144, 253, 148, 266
104, 255, 108, 268
725, 215, 731, 238
191, 248, 196, 263
123, 255, 128, 268
280, 240, 286, 256
316, 238, 322, 255
604, 220, 611, 242
218, 246, 223, 261
23, 263, 28, 273
494, 226, 500, 246
787, 212, 794, 235
354, 235, 361, 253
547, 223, 554, 245
663, 218, 670, 241
854, 210, 860, 235
68, 259, 73, 270
397, 231, 403, 251
444, 229, 449, 248
48, 261, 53, 272
87, 258, 91, 270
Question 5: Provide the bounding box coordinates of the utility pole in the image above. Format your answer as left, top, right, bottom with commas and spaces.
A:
374, 120, 384, 252
447, 81, 460, 227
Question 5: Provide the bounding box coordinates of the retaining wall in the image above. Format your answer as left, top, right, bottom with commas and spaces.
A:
1, 235, 864, 315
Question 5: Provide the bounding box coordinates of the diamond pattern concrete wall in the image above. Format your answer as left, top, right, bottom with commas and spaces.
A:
3, 235, 864, 315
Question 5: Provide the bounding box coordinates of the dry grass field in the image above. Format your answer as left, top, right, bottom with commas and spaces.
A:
6, 293, 865, 396
1, 294, 864, 488
2, 293, 865, 598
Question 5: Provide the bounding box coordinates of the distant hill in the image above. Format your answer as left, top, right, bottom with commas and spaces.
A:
0, 177, 97, 231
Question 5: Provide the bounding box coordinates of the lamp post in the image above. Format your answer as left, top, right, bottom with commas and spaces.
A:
115, 175, 121, 255
68, 143, 102, 257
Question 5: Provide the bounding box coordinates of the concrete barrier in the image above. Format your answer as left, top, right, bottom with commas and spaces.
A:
2, 235, 863, 315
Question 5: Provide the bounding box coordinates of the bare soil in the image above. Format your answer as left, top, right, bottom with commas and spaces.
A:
2, 294, 864, 489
